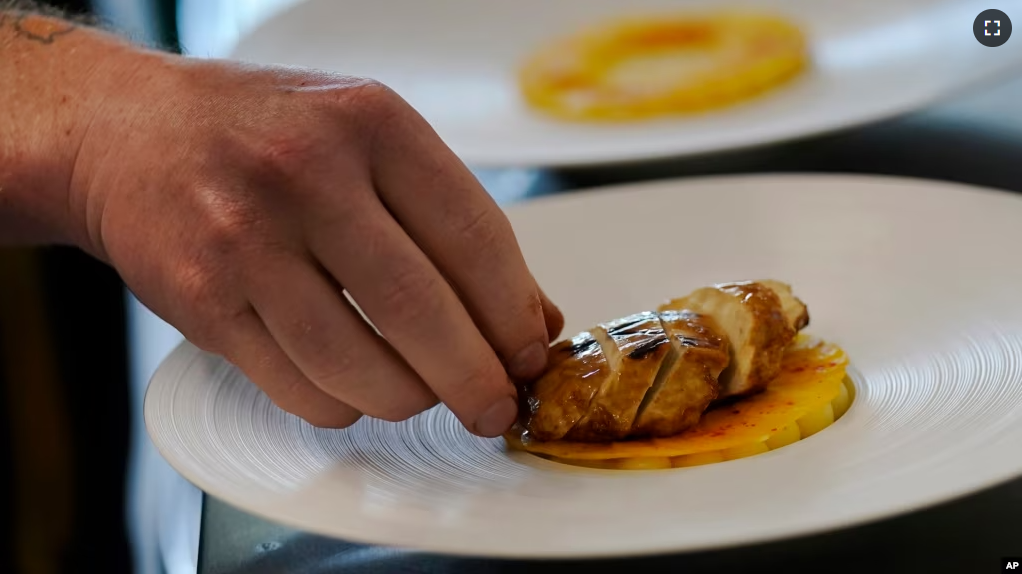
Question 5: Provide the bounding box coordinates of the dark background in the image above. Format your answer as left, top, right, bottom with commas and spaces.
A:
0, 2, 177, 574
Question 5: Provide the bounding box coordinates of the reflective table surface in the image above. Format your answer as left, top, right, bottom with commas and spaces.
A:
201, 477, 1022, 573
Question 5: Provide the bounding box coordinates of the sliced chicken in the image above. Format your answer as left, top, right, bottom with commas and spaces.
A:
515, 280, 809, 443
565, 312, 672, 442
759, 279, 810, 332
659, 280, 803, 398
631, 310, 729, 437
517, 330, 612, 441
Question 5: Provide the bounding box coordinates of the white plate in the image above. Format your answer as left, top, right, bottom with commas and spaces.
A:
228, 0, 1022, 167
146, 174, 1022, 558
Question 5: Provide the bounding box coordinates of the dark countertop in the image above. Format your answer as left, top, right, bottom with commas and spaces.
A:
196, 73, 1022, 574
201, 476, 1022, 573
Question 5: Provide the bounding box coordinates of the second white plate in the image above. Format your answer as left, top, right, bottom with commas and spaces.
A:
229, 0, 1022, 167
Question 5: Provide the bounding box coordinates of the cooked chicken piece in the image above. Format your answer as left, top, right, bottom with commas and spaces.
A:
631, 310, 729, 437
659, 280, 802, 398
516, 280, 809, 443
565, 312, 672, 442
517, 330, 612, 441
758, 279, 810, 331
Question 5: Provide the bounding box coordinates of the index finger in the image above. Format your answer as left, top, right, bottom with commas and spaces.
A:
365, 90, 553, 380
306, 188, 518, 438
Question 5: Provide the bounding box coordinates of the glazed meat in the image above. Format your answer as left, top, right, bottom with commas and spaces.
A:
565, 312, 673, 441
517, 330, 612, 441
517, 311, 729, 442
659, 280, 808, 398
514, 280, 808, 443
631, 310, 729, 437
759, 279, 810, 331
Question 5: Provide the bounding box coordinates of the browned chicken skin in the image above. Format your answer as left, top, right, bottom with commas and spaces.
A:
759, 279, 810, 331
659, 280, 807, 398
517, 331, 611, 441
632, 310, 728, 437
513, 280, 808, 443
516, 311, 726, 443
565, 312, 673, 441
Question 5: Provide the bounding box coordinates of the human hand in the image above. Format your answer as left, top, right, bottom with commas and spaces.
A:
71, 55, 564, 436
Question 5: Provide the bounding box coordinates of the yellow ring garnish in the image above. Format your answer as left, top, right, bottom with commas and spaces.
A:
519, 12, 809, 121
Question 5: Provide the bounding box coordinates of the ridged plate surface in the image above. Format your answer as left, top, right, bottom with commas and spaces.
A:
146, 174, 1022, 557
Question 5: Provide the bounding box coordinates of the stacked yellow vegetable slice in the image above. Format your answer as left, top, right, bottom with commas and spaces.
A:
519, 11, 809, 122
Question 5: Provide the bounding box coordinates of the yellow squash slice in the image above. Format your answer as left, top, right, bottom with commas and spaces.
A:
519, 11, 809, 122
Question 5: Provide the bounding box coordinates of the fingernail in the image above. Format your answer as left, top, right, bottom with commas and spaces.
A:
475, 396, 519, 438
509, 341, 548, 380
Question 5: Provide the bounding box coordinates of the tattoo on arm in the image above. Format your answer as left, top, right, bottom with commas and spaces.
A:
0, 12, 76, 44
1, 1, 83, 46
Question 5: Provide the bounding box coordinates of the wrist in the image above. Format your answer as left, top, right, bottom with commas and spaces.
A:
66, 46, 173, 260
0, 12, 162, 253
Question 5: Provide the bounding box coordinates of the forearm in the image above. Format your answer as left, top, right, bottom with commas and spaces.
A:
0, 6, 149, 248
